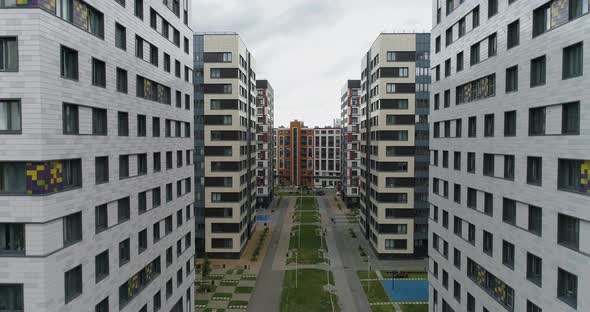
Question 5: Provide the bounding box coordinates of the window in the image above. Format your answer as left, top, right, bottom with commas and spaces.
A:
443, 211, 448, 228
0, 37, 18, 71
527, 301, 542, 312
444, 90, 450, 108
60, 46, 78, 80
118, 197, 130, 223
166, 183, 172, 202
507, 20, 519, 49
563, 42, 583, 79
119, 155, 129, 179
153, 152, 161, 172
472, 6, 480, 28
453, 280, 461, 302
63, 159, 82, 189
92, 58, 106, 88
528, 205, 542, 236
88, 6, 104, 38
137, 115, 146, 137
0, 223, 25, 255
454, 217, 462, 236
153, 291, 161, 312
95, 297, 108, 312
175, 60, 181, 78
116, 68, 127, 93
386, 83, 396, 94
115, 23, 126, 50
434, 94, 440, 110
501, 111, 516, 137
164, 53, 171, 72
0, 100, 21, 133
467, 293, 475, 312
137, 153, 147, 175
445, 59, 451, 77
63, 212, 82, 246
557, 268, 577, 308
435, 36, 441, 53
150, 45, 158, 66
443, 151, 449, 168
531, 56, 546, 87
454, 248, 461, 269
558, 159, 587, 193
502, 240, 515, 269
166, 151, 173, 169
484, 114, 494, 137
468, 224, 476, 243
484, 193, 494, 216
184, 37, 189, 54
64, 265, 82, 303
134, 0, 143, 19
442, 270, 448, 288
483, 230, 493, 256
505, 66, 518, 93
138, 191, 147, 214
454, 184, 461, 203
92, 108, 107, 135
456, 52, 464, 72
56, 0, 74, 22
119, 238, 130, 266
468, 116, 476, 137
470, 43, 480, 65
504, 155, 515, 180
95, 156, 109, 184
95, 204, 108, 233
558, 214, 579, 249
483, 153, 495, 175
562, 102, 580, 134
138, 229, 147, 253
529, 107, 545, 135
467, 152, 475, 173
526, 252, 542, 286
488, 33, 497, 57
527, 157, 542, 185
488, 0, 498, 17
118, 112, 128, 136
454, 151, 461, 170
95, 250, 109, 283
502, 198, 516, 225
533, 3, 550, 37
152, 117, 160, 137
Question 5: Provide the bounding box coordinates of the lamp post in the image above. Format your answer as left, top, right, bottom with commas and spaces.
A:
367, 255, 371, 294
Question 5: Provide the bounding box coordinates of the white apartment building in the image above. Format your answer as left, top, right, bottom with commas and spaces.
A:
429, 1, 589, 311
359, 33, 431, 259
194, 33, 258, 259
256, 79, 274, 208
313, 127, 341, 187
340, 80, 361, 207
0, 0, 195, 311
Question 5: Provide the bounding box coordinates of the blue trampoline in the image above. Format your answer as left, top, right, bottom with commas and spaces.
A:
256, 215, 270, 222
380, 280, 429, 302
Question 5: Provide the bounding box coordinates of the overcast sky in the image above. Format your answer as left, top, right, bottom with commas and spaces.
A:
191, 0, 432, 127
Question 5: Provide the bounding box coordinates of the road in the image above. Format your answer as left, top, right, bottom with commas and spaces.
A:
318, 196, 372, 312
247, 197, 291, 312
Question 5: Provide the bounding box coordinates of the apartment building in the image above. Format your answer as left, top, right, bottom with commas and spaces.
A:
194, 33, 257, 259
359, 33, 431, 259
429, 1, 589, 311
275, 120, 314, 186
340, 80, 362, 207
314, 127, 342, 187
256, 79, 275, 208
0, 1, 195, 311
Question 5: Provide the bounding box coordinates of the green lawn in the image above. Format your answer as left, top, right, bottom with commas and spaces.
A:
280, 269, 340, 312
195, 299, 208, 306
289, 225, 323, 264
381, 271, 428, 279
212, 292, 232, 299
360, 280, 390, 304
229, 300, 249, 306
296, 197, 317, 211
294, 211, 320, 223
235, 286, 254, 293
357, 270, 378, 280
400, 304, 428, 312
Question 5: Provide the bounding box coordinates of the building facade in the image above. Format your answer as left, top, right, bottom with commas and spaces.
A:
340, 80, 362, 207
256, 80, 275, 208
429, 1, 589, 311
313, 127, 342, 187
359, 33, 431, 259
0, 0, 195, 311
194, 33, 257, 259
275, 121, 341, 187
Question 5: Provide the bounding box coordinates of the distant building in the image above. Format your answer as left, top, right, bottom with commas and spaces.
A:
256, 80, 275, 208
194, 33, 257, 259
359, 33, 431, 259
275, 120, 341, 187
340, 80, 362, 207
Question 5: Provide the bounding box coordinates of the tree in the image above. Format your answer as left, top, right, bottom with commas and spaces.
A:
202, 256, 211, 280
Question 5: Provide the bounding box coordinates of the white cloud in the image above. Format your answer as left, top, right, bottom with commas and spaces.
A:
192, 0, 432, 127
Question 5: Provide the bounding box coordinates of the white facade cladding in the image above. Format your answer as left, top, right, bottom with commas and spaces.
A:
429, 1, 589, 312
313, 127, 341, 187
340, 80, 361, 207
359, 33, 430, 259
256, 80, 274, 208
0, 0, 195, 311
194, 33, 258, 259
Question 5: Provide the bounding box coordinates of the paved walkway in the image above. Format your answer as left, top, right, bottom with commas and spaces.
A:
320, 196, 372, 312
247, 197, 292, 312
